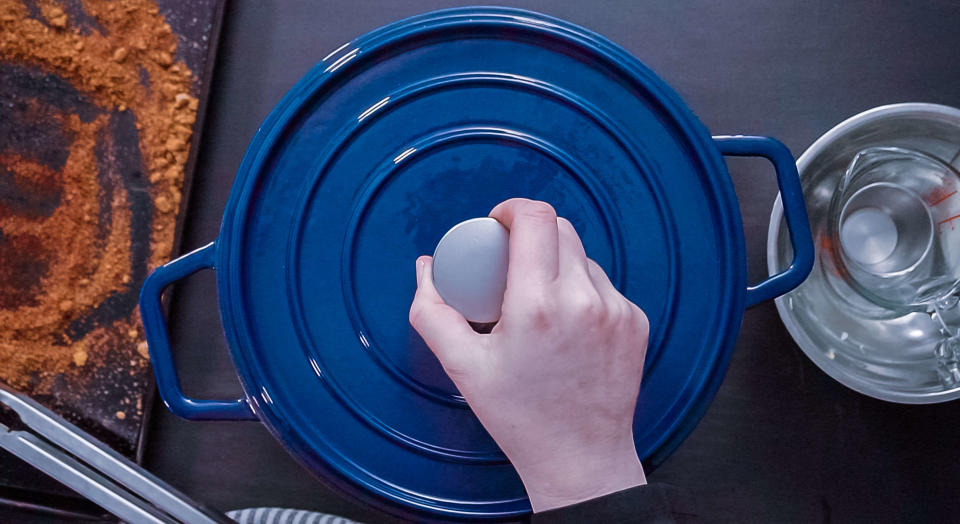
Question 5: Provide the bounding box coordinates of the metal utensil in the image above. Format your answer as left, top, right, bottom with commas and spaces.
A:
0, 384, 232, 523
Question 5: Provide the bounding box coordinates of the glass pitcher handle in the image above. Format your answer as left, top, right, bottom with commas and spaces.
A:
932, 295, 960, 387
932, 294, 960, 336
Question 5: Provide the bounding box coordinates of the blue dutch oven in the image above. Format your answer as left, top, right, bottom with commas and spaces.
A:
140, 7, 813, 521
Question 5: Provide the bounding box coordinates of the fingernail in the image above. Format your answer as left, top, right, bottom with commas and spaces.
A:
416, 258, 424, 283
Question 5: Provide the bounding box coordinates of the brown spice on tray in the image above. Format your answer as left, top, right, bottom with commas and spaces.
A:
0, 0, 197, 396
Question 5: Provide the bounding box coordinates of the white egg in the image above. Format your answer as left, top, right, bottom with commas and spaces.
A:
432, 217, 509, 324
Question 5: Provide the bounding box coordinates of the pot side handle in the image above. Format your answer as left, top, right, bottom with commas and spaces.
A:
139, 242, 257, 421
713, 135, 814, 308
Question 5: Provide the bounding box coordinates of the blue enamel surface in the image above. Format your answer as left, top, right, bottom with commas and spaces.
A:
138, 242, 256, 421
139, 7, 812, 520
713, 136, 814, 307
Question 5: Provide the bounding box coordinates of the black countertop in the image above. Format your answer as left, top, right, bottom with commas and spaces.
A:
18, 1, 960, 522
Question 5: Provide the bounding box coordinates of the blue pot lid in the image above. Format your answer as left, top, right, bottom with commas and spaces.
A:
217, 7, 745, 520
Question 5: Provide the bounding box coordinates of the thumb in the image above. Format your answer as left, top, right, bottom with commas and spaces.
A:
409, 256, 480, 372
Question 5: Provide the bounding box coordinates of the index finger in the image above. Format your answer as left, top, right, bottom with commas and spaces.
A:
489, 198, 560, 285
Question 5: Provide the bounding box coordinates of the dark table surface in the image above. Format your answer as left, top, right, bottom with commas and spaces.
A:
14, 1, 960, 522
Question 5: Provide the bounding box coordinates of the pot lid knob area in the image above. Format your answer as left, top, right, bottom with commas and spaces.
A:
432, 217, 510, 324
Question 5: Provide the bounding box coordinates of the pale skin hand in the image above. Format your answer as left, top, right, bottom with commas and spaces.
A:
409, 198, 650, 513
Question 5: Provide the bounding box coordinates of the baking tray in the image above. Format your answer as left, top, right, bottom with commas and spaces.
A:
0, 0, 226, 518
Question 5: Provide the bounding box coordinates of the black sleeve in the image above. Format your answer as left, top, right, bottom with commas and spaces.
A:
529, 483, 700, 524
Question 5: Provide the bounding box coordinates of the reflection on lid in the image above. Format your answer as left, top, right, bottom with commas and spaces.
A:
393, 147, 416, 164
309, 358, 323, 379
358, 96, 390, 122
323, 41, 352, 62
261, 386, 274, 406
324, 48, 359, 73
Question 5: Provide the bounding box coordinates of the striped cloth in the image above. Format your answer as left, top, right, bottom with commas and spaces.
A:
226, 507, 361, 524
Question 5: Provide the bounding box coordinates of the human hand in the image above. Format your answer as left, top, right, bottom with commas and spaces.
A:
409, 198, 649, 512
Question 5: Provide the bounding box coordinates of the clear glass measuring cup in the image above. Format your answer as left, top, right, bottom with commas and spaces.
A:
826, 146, 960, 384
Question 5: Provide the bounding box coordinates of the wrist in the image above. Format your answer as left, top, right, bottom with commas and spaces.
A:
517, 434, 646, 513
